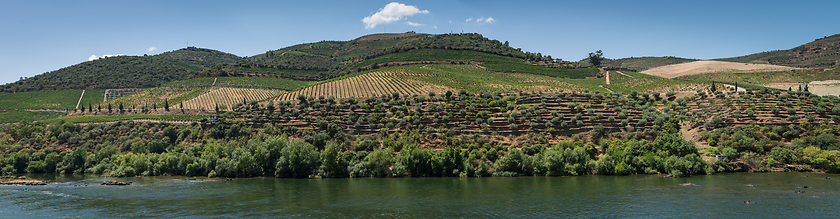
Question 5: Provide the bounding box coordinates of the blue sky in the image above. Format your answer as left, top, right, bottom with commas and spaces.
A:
1, 0, 839, 84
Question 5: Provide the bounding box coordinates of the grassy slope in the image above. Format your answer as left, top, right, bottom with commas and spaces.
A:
602, 56, 698, 71
402, 64, 599, 92
0, 110, 66, 124
0, 90, 104, 110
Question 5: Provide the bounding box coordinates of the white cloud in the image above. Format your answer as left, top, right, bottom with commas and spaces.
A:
465, 18, 473, 22
362, 2, 429, 29
476, 17, 495, 24
88, 54, 124, 61
433, 26, 438, 29
406, 21, 424, 27
147, 46, 157, 52
484, 17, 495, 24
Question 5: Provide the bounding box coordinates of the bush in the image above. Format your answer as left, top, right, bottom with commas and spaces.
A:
275, 140, 321, 178
493, 148, 527, 176
770, 147, 796, 164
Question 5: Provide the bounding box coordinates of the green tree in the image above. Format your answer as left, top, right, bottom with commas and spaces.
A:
320, 142, 347, 178
588, 50, 604, 67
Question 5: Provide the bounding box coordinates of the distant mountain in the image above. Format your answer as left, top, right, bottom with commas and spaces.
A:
2, 47, 240, 92
716, 34, 840, 68
601, 56, 698, 71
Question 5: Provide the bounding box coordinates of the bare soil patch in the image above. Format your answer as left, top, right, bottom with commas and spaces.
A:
641, 60, 797, 78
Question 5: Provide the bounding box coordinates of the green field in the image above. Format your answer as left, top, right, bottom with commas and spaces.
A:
0, 89, 103, 110
164, 77, 314, 90
79, 89, 106, 108
0, 110, 65, 123
351, 49, 600, 78
41, 114, 208, 124
602, 56, 698, 71
386, 64, 605, 93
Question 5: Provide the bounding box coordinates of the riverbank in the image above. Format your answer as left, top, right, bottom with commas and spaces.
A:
0, 176, 48, 185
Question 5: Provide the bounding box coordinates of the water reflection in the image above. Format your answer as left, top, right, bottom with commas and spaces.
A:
1, 172, 838, 218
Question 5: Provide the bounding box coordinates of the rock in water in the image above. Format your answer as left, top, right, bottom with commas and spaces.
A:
102, 180, 132, 186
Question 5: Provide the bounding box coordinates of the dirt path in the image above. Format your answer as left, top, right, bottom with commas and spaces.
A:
599, 85, 614, 93
21, 109, 68, 113
605, 70, 610, 85
615, 71, 633, 78
212, 77, 217, 86
76, 90, 85, 109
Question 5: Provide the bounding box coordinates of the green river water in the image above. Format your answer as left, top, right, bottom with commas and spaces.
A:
1, 172, 838, 218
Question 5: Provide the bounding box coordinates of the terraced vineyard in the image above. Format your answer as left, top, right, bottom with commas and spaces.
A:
105, 88, 211, 109
273, 65, 595, 102
236, 90, 662, 145
677, 89, 840, 130
273, 69, 450, 102
183, 88, 285, 110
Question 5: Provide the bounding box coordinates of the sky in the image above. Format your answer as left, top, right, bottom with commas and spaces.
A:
1, 0, 839, 85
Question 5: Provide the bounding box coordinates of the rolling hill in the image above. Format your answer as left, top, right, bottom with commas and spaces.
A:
716, 34, 840, 68
2, 47, 241, 92
195, 32, 564, 81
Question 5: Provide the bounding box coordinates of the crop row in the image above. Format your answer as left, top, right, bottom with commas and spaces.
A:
273, 70, 449, 102
184, 88, 285, 109
105, 88, 210, 109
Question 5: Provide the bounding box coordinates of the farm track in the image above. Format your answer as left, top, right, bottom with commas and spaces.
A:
615, 71, 633, 78
76, 90, 85, 109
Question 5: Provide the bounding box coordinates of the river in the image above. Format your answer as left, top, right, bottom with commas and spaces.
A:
1, 173, 838, 218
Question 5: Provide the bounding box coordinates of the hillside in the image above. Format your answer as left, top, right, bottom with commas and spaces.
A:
196, 32, 561, 80
2, 47, 240, 92
601, 56, 698, 71
716, 34, 840, 68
